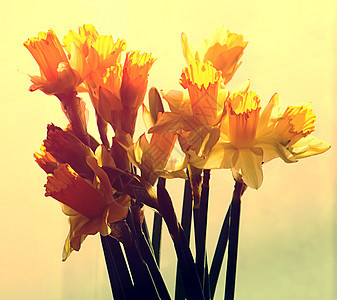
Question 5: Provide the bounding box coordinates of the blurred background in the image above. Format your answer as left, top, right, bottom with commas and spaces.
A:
0, 0, 335, 299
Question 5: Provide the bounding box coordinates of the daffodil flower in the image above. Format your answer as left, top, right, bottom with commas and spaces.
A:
88, 51, 156, 137
24, 29, 87, 95
43, 124, 95, 179
34, 124, 131, 260
44, 161, 130, 261
189, 90, 330, 189
121, 105, 187, 185
63, 24, 127, 85
274, 104, 330, 159
149, 60, 226, 157
181, 26, 247, 84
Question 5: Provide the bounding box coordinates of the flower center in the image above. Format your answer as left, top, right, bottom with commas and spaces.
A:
228, 91, 261, 148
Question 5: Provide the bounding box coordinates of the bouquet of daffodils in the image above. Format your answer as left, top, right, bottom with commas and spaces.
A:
24, 24, 330, 299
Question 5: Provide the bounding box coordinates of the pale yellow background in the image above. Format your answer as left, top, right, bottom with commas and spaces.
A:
1, 0, 336, 299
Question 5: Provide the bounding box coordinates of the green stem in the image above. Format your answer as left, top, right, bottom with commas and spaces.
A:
152, 212, 163, 265
57, 92, 90, 147
209, 203, 231, 299
195, 169, 211, 294
157, 178, 205, 300
121, 222, 160, 299
224, 180, 246, 300
175, 173, 193, 300
100, 235, 135, 299
152, 178, 165, 266
138, 232, 171, 299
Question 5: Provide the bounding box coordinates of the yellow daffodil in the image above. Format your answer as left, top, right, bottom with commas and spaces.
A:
44, 161, 130, 261
63, 24, 127, 83
274, 104, 330, 158
181, 26, 247, 84
88, 51, 156, 137
190, 90, 330, 189
34, 124, 131, 260
24, 29, 86, 94
122, 105, 187, 185
149, 60, 226, 156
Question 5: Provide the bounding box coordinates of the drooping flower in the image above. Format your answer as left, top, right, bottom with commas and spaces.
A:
43, 124, 95, 179
24, 29, 86, 95
189, 90, 330, 189
44, 161, 130, 261
34, 124, 131, 260
181, 26, 247, 84
149, 60, 226, 156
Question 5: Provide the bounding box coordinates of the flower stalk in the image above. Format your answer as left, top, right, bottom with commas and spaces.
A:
224, 179, 246, 300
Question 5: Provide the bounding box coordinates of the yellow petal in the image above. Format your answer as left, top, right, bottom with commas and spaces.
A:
142, 104, 155, 130
181, 32, 197, 65
290, 135, 331, 159
107, 194, 131, 223
162, 89, 193, 116
254, 139, 297, 163
148, 112, 200, 133
234, 148, 263, 189
256, 93, 280, 138
189, 142, 237, 169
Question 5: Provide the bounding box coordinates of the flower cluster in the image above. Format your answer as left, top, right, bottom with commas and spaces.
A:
149, 27, 330, 189
25, 24, 330, 261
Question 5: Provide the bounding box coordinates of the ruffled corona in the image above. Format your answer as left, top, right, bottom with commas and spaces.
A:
45, 164, 107, 219
120, 51, 156, 109
180, 61, 222, 125
275, 105, 316, 146
24, 29, 82, 94
34, 145, 58, 174
228, 91, 261, 148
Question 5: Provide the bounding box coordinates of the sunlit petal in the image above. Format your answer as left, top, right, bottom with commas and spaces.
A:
234, 148, 263, 189
290, 135, 331, 159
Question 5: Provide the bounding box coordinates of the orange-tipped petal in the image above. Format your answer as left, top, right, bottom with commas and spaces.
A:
45, 164, 107, 219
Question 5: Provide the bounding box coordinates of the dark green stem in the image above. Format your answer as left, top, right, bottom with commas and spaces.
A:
175, 173, 193, 300
138, 232, 171, 299
121, 222, 160, 300
209, 203, 231, 299
152, 178, 165, 266
100, 235, 135, 299
157, 178, 205, 300
224, 180, 246, 300
195, 169, 211, 295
